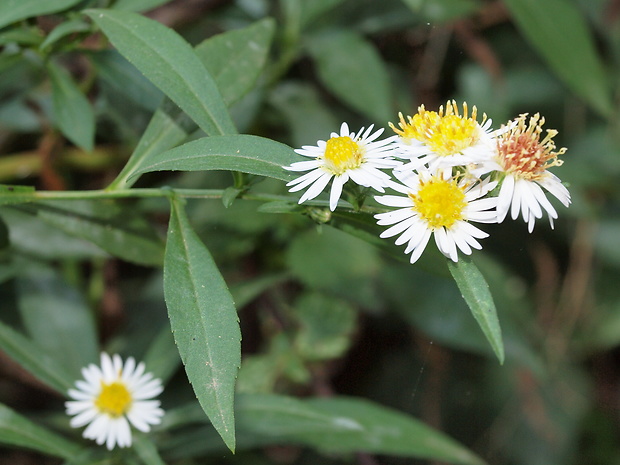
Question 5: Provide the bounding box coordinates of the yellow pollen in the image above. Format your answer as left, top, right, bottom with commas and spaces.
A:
323, 136, 363, 175
95, 381, 132, 418
410, 177, 466, 229
390, 101, 485, 156
497, 113, 566, 180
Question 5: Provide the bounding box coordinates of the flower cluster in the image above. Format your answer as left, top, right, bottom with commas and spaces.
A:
284, 101, 570, 264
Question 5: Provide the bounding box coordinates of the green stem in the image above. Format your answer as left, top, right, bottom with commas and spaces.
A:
28, 187, 298, 204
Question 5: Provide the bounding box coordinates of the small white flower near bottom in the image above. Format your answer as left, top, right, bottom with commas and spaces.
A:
375, 171, 498, 264
65, 353, 164, 450
284, 122, 401, 211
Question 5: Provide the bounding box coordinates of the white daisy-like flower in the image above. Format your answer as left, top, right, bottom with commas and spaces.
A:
374, 170, 498, 264
390, 100, 499, 172
65, 353, 164, 450
284, 122, 401, 211
477, 113, 570, 232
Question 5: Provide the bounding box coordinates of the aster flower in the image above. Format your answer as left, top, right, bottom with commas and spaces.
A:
374, 170, 498, 264
478, 113, 570, 232
390, 100, 499, 172
284, 122, 401, 211
65, 353, 164, 450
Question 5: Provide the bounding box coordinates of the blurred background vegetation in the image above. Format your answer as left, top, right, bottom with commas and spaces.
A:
1, 0, 620, 464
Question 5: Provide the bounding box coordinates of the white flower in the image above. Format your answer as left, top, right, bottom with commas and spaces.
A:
477, 113, 570, 232
390, 101, 499, 172
374, 170, 498, 264
284, 122, 401, 211
65, 353, 164, 450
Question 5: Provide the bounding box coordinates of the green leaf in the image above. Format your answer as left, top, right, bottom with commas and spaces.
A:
107, 102, 193, 190
292, 293, 356, 361
16, 262, 98, 378
113, 0, 172, 12
133, 436, 167, 465
0, 319, 74, 393
0, 0, 82, 30
48, 61, 95, 152
85, 9, 236, 136
0, 207, 107, 260
0, 403, 82, 459
40, 19, 91, 50
131, 135, 298, 182
306, 30, 392, 123
107, 19, 275, 190
32, 200, 165, 266
401, 0, 478, 23
162, 394, 486, 464
236, 394, 486, 465
503, 0, 613, 118
164, 196, 241, 451
196, 18, 275, 106
287, 225, 382, 308
0, 184, 36, 206
447, 256, 504, 364
90, 50, 163, 111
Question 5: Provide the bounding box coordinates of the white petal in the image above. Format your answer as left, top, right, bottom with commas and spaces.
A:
406, 229, 432, 264
329, 175, 346, 211
298, 172, 332, 203
496, 175, 514, 223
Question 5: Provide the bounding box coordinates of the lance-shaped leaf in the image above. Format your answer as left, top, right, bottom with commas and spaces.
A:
31, 199, 165, 266
196, 18, 274, 106
237, 395, 487, 465
0, 403, 82, 459
0, 320, 74, 394
161, 394, 487, 465
85, 9, 236, 136
164, 196, 241, 451
107, 19, 275, 189
503, 0, 613, 118
447, 256, 504, 364
48, 60, 95, 152
132, 135, 298, 182
0, 0, 82, 30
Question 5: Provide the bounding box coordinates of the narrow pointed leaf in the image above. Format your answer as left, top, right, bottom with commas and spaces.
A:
48, 61, 95, 152
0, 320, 74, 393
108, 19, 275, 189
32, 200, 165, 266
0, 403, 82, 459
85, 9, 236, 136
503, 0, 613, 118
237, 394, 487, 465
0, 0, 82, 30
162, 394, 487, 465
113, 0, 171, 12
196, 18, 275, 106
307, 30, 392, 123
132, 135, 298, 182
447, 257, 504, 363
164, 196, 241, 451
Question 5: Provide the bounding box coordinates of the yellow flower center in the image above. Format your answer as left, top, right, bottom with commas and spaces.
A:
95, 381, 132, 418
410, 177, 466, 229
390, 101, 484, 157
323, 136, 363, 175
497, 113, 565, 181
